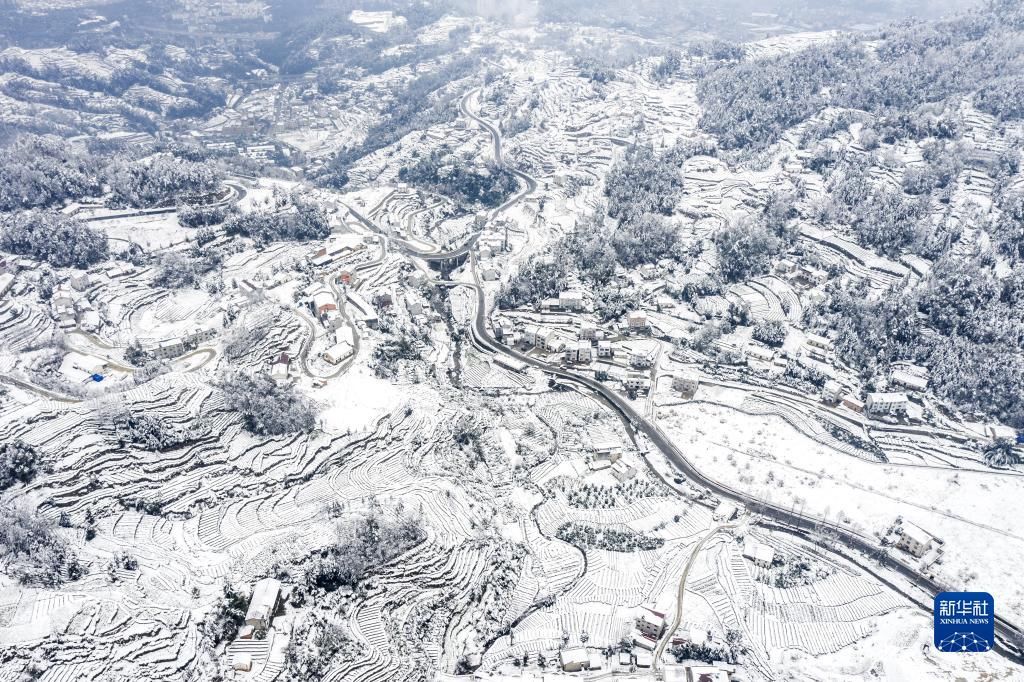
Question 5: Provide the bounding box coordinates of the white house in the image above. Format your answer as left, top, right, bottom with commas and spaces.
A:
573, 340, 592, 363
597, 340, 613, 358
627, 311, 648, 331
897, 521, 936, 558
821, 380, 843, 404
611, 459, 636, 482
713, 501, 738, 522
635, 609, 666, 639
672, 373, 699, 396
244, 578, 281, 631
742, 539, 775, 568
559, 647, 589, 673
890, 369, 928, 392
866, 392, 909, 416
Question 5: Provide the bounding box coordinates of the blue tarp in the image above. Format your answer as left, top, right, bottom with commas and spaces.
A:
91, 374, 104, 382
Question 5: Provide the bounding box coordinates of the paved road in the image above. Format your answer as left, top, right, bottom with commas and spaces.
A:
0, 374, 82, 403
460, 88, 502, 163
344, 87, 536, 264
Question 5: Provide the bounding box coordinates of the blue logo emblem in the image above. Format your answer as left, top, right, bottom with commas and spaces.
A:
934, 591, 994, 652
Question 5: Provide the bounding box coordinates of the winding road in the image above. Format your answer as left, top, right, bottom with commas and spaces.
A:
653, 524, 738, 668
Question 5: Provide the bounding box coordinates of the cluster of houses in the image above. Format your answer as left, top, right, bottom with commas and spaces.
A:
558, 608, 667, 673
323, 325, 355, 365
775, 258, 829, 290
820, 363, 930, 422
307, 232, 365, 269
144, 326, 218, 360
586, 439, 638, 481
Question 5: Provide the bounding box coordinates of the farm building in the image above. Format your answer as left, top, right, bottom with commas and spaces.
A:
244, 578, 281, 631
323, 342, 354, 365
742, 539, 776, 568
559, 647, 589, 672
890, 369, 928, 392
713, 501, 738, 521
611, 460, 637, 482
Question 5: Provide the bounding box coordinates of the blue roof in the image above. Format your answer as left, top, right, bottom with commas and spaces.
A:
91, 374, 104, 382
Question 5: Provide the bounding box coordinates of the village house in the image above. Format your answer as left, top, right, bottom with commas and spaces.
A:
151, 338, 184, 360
323, 341, 353, 365
573, 340, 592, 364
241, 577, 281, 637
629, 347, 658, 369
312, 291, 337, 320
897, 521, 937, 558
611, 459, 637, 482
821, 380, 843, 404
742, 539, 776, 568
713, 501, 738, 522
592, 440, 622, 463
559, 647, 589, 673
597, 340, 613, 358
842, 395, 865, 413
592, 361, 619, 382
672, 373, 699, 396
346, 291, 378, 328
890, 368, 928, 393
635, 609, 666, 639
238, 279, 262, 302
627, 310, 649, 332
270, 353, 290, 384
866, 392, 910, 417
805, 333, 833, 351
520, 324, 542, 348
559, 290, 584, 311
69, 272, 91, 292
624, 372, 651, 393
